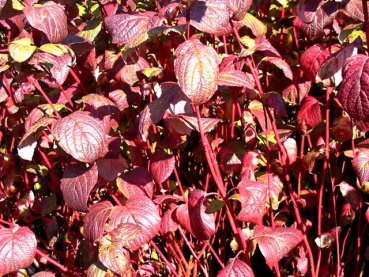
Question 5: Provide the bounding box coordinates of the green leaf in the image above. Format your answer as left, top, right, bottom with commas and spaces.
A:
205, 199, 225, 214
77, 18, 103, 42
9, 38, 36, 63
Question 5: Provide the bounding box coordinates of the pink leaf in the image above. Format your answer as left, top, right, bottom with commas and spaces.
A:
228, 0, 252, 21
61, 163, 98, 212
150, 151, 175, 184
117, 167, 154, 199
236, 180, 267, 224
338, 54, 369, 121
0, 226, 37, 275
345, 0, 365, 21
83, 201, 113, 242
107, 196, 161, 250
338, 181, 359, 210
23, 2, 68, 43
108, 89, 128, 111
174, 39, 219, 106
241, 37, 281, 58
166, 113, 220, 134
217, 70, 253, 88
30, 53, 71, 88
296, 96, 322, 134
98, 238, 130, 276
254, 225, 303, 266
161, 209, 179, 234
217, 258, 255, 277
105, 13, 164, 48
52, 111, 108, 163
352, 152, 369, 186
240, 150, 260, 181
190, 0, 233, 36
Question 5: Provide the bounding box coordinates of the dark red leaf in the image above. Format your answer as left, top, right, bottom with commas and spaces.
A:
293, 1, 338, 40
261, 92, 287, 119
107, 196, 161, 250
217, 258, 255, 277
254, 226, 303, 266
96, 155, 128, 182
190, 0, 233, 36
296, 96, 322, 134
32, 272, 56, 277
174, 39, 219, 106
0, 0, 6, 15
236, 180, 267, 224
338, 54, 369, 121
219, 140, 245, 174
340, 202, 356, 226
166, 113, 220, 135
117, 167, 154, 199
23, 2, 68, 43
61, 163, 98, 212
0, 226, 37, 275
300, 44, 339, 82
150, 151, 175, 184
52, 111, 108, 163
83, 201, 113, 242
296, 0, 321, 23
105, 13, 164, 48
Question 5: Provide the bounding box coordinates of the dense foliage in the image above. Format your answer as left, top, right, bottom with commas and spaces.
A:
1, 0, 369, 276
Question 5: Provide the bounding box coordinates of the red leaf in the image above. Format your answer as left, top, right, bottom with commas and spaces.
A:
87, 261, 109, 277
293, 1, 338, 40
217, 258, 255, 277
107, 196, 161, 250
236, 180, 267, 224
0, 226, 37, 275
105, 13, 164, 48
240, 37, 281, 58
217, 70, 253, 88
117, 167, 154, 199
174, 39, 219, 106
161, 209, 179, 234
61, 163, 98, 212
117, 53, 150, 86
187, 190, 216, 241
190, 0, 233, 36
352, 152, 369, 186
296, 96, 322, 134
219, 140, 245, 174
83, 201, 113, 242
240, 150, 260, 181
150, 151, 175, 184
259, 57, 293, 80
261, 92, 287, 119
228, 0, 252, 21
254, 225, 303, 266
296, 0, 321, 23
338, 54, 369, 121
23, 2, 68, 43
52, 111, 108, 163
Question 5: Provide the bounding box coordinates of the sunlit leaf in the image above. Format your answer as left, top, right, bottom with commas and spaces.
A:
217, 257, 255, 277
9, 38, 36, 63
